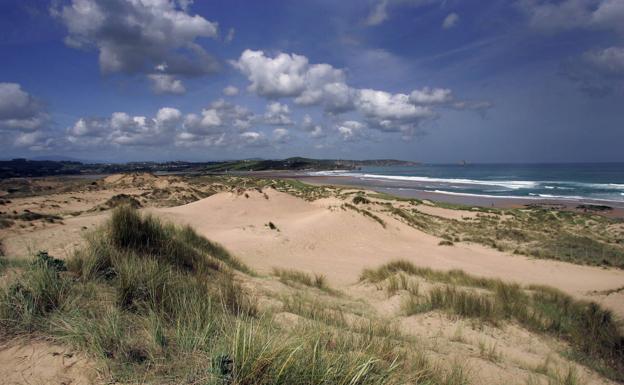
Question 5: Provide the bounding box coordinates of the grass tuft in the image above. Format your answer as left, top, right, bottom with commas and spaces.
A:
1, 207, 474, 384
273, 267, 329, 291
363, 260, 624, 381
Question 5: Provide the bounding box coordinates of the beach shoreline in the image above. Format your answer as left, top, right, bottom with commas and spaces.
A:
224, 170, 624, 218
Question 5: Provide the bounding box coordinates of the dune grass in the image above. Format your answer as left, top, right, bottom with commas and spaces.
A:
344, 202, 387, 228
388, 203, 624, 268
0, 206, 469, 384
272, 267, 329, 291
362, 260, 624, 381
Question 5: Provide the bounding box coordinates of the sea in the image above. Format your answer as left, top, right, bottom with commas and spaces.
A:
309, 163, 624, 206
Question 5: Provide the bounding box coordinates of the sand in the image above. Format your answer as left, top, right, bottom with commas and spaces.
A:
3, 176, 624, 384
0, 339, 96, 385
160, 188, 624, 319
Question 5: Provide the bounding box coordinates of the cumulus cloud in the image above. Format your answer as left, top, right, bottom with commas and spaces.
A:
365, 0, 439, 26
442, 13, 459, 29
183, 99, 255, 134
65, 98, 324, 150
336, 121, 366, 141
0, 83, 47, 131
13, 131, 55, 151
233, 49, 488, 139
238, 131, 267, 147
68, 107, 183, 147
562, 46, 624, 96
409, 87, 454, 104
223, 85, 239, 96
263, 102, 293, 125
53, 0, 220, 92
516, 0, 624, 34
355, 89, 435, 138
583, 46, 624, 75
148, 74, 186, 94
231, 50, 310, 97
301, 114, 325, 138
356, 89, 432, 121
272, 127, 290, 143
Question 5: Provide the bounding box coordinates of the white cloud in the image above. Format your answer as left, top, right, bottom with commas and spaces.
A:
231, 50, 310, 97
451, 100, 494, 118
583, 46, 624, 74
223, 85, 239, 96
365, 0, 439, 26
336, 121, 366, 141
148, 74, 186, 94
0, 83, 47, 131
225, 28, 235, 43
183, 99, 255, 134
409, 87, 454, 104
356, 89, 431, 121
53, 0, 220, 92
156, 107, 183, 125
238, 131, 267, 147
365, 0, 390, 26
563, 46, 624, 96
263, 102, 293, 125
233, 50, 355, 112
442, 13, 459, 29
272, 127, 290, 143
301, 114, 325, 138
68, 107, 182, 147
14, 131, 54, 151
516, 0, 624, 34
233, 50, 488, 139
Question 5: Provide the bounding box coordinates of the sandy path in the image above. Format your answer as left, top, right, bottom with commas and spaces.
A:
160, 189, 624, 318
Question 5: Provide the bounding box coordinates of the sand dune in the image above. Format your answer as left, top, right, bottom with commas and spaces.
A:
160, 188, 624, 318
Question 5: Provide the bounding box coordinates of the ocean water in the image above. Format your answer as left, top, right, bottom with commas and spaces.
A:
310, 163, 624, 205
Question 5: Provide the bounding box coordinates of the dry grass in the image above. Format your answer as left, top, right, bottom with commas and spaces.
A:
0, 206, 469, 384
272, 267, 329, 291
362, 260, 624, 381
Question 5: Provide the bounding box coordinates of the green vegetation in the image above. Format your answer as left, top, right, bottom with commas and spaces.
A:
0, 210, 63, 223
352, 195, 371, 205
344, 203, 387, 228
361, 260, 624, 381
97, 193, 142, 210
272, 267, 328, 291
0, 217, 13, 229
0, 207, 467, 384
32, 250, 67, 272
386, 203, 624, 268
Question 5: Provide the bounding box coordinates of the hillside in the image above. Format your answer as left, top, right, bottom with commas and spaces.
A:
0, 157, 418, 179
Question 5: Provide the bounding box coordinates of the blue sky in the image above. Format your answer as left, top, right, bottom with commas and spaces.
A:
0, 0, 622, 163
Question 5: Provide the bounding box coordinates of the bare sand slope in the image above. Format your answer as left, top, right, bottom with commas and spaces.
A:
1, 213, 107, 260
160, 189, 624, 318
0, 340, 96, 385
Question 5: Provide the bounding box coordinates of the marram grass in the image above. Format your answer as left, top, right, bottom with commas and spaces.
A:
0, 206, 467, 384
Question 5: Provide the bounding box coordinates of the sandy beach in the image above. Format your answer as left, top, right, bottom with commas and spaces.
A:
222, 170, 624, 218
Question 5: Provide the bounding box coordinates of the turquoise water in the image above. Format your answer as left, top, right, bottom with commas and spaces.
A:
311, 163, 624, 204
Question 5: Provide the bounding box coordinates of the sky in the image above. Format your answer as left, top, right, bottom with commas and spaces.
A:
0, 0, 623, 163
